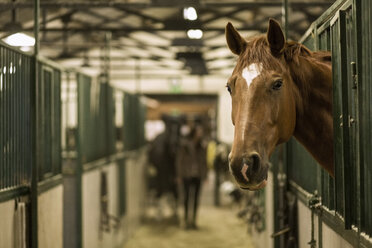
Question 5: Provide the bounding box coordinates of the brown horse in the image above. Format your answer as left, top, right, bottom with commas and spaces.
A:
225, 19, 333, 191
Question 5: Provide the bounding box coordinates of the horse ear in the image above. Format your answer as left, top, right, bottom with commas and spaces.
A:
225, 22, 246, 55
267, 18, 285, 56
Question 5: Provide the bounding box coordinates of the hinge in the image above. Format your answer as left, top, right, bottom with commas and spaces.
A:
308, 191, 321, 248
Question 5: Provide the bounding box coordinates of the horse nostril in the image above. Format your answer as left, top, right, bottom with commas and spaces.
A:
250, 153, 261, 172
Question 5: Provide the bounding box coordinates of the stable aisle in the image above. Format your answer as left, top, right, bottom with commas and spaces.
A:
123, 205, 255, 248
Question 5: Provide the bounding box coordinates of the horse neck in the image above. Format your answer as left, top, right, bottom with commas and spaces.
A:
289, 55, 334, 176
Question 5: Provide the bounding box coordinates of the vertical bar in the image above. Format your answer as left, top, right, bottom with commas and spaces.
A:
15, 51, 19, 188
0, 46, 3, 190
282, 0, 289, 39
5, 48, 9, 188
352, 0, 362, 235
0, 46, 4, 189
76, 73, 83, 248
20, 54, 24, 186
31, 0, 40, 247
12, 50, 15, 188
15, 51, 19, 187
338, 9, 352, 229
9, 50, 12, 188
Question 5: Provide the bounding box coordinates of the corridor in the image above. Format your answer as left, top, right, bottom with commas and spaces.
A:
124, 206, 254, 248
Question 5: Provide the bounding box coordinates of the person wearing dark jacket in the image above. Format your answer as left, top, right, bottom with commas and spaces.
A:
176, 123, 207, 229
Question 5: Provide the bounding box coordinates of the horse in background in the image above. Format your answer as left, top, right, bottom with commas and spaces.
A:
225, 19, 333, 191
147, 114, 184, 220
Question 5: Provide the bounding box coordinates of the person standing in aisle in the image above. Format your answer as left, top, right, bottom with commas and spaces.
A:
176, 121, 207, 230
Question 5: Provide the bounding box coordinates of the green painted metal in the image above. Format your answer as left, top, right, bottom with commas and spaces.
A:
0, 41, 33, 191
282, 0, 372, 244
357, 0, 372, 236
37, 62, 62, 181
122, 93, 146, 151
31, 0, 40, 246
0, 13, 63, 248
77, 73, 116, 165
118, 157, 127, 216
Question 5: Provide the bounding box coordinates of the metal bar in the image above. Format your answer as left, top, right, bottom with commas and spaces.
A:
116, 6, 163, 24
352, 0, 362, 236
0, 46, 3, 190
0, 1, 334, 9
76, 72, 83, 248
15, 50, 20, 188
5, 47, 9, 188
4, 26, 306, 33
282, 0, 289, 39
338, 9, 352, 229
202, 7, 249, 25
31, 0, 40, 247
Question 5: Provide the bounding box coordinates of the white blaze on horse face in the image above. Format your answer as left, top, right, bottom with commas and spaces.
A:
242, 63, 262, 88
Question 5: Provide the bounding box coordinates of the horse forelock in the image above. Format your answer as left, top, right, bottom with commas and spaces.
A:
235, 35, 317, 115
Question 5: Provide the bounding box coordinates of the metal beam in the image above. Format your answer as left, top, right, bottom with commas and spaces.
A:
202, 7, 249, 25
6, 26, 305, 33
116, 6, 163, 24
0, 1, 334, 9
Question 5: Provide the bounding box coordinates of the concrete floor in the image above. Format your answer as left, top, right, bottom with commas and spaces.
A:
123, 205, 255, 248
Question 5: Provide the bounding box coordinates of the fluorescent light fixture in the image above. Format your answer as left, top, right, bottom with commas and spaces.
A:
3, 33, 35, 47
187, 29, 203, 39
183, 7, 197, 21
20, 46, 32, 52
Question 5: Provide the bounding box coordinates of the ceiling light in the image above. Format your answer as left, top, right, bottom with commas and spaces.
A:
3, 32, 35, 47
187, 29, 203, 39
20, 46, 31, 52
183, 7, 197, 21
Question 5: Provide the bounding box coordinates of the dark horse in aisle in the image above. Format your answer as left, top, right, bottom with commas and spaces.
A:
148, 115, 183, 219
225, 19, 333, 191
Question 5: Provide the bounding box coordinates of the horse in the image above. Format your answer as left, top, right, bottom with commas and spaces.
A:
225, 19, 333, 191
147, 114, 184, 218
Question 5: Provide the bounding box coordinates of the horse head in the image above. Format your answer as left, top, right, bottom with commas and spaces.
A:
225, 19, 298, 190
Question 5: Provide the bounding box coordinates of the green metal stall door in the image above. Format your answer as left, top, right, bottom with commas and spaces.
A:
359, 0, 372, 236
77, 73, 116, 164
122, 93, 146, 151
38, 63, 62, 181
0, 42, 33, 191
291, 0, 372, 241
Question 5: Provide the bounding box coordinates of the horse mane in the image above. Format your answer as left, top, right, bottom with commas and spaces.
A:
238, 35, 330, 69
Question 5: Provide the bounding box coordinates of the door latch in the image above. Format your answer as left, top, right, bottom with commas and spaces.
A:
348, 115, 355, 127
351, 62, 357, 89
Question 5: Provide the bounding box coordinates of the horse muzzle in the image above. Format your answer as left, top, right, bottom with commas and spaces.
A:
229, 152, 269, 190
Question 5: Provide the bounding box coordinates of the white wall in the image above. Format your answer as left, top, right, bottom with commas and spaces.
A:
251, 170, 274, 248
297, 200, 319, 248
111, 75, 229, 95
82, 151, 147, 248
322, 223, 353, 248
297, 200, 353, 248
217, 88, 234, 144
123, 151, 147, 238
0, 200, 16, 248
38, 185, 64, 248
82, 163, 119, 248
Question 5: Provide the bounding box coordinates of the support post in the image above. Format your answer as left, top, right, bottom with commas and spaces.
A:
31, 0, 39, 247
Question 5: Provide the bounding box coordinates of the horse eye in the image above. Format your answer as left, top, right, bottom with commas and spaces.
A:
272, 79, 283, 90
226, 85, 232, 94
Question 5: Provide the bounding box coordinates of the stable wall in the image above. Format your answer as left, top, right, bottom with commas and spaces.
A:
250, 171, 274, 248
81, 150, 147, 248
38, 185, 64, 248
0, 200, 16, 247
82, 163, 119, 248
297, 200, 353, 248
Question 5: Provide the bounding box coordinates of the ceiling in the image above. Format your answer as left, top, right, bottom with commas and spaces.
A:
0, 0, 335, 80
